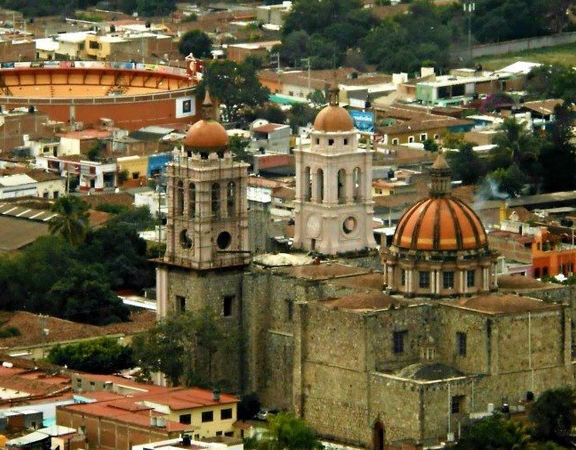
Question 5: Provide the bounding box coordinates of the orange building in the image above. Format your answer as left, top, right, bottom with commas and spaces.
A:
531, 228, 576, 279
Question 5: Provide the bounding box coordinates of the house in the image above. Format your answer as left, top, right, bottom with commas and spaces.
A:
226, 41, 281, 63
57, 129, 112, 156
57, 386, 241, 450
380, 117, 474, 146
35, 155, 116, 192
247, 123, 291, 154
256, 2, 292, 27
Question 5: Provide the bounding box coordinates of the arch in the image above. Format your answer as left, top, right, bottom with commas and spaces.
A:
316, 168, 324, 203
211, 183, 220, 218
304, 167, 311, 201
337, 169, 346, 204
353, 167, 362, 202
373, 421, 385, 450
227, 181, 236, 215
176, 180, 184, 216
188, 182, 196, 218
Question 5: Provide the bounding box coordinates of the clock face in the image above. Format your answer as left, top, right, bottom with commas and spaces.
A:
306, 215, 321, 238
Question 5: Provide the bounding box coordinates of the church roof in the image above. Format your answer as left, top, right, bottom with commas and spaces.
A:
442, 294, 560, 315
276, 263, 370, 281
397, 363, 464, 381
322, 292, 410, 311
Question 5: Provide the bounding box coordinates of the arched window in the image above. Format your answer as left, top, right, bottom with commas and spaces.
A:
337, 169, 346, 204
227, 181, 236, 215
211, 183, 220, 218
353, 167, 361, 202
176, 180, 184, 215
317, 168, 324, 203
188, 183, 196, 218
304, 167, 311, 201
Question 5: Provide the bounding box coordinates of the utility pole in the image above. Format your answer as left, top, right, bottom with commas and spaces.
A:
301, 57, 311, 93
463, 0, 476, 65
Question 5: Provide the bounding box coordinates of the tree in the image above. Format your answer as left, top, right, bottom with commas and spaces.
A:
47, 264, 130, 325
487, 164, 527, 197
423, 138, 439, 152
256, 413, 323, 450
539, 103, 576, 192
446, 143, 485, 185
48, 196, 90, 246
132, 310, 229, 387
529, 387, 576, 444
307, 90, 326, 108
199, 60, 269, 123
526, 64, 576, 102
134, 0, 175, 16
455, 414, 530, 450
238, 393, 261, 421
47, 338, 133, 374
287, 103, 318, 133
178, 30, 212, 58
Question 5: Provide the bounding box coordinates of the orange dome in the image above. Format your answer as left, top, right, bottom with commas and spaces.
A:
184, 119, 229, 150
393, 197, 487, 251
313, 105, 354, 132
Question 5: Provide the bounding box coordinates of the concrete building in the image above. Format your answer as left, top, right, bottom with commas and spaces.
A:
247, 123, 291, 155
36, 155, 116, 192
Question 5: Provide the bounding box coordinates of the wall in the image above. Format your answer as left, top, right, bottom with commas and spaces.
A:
451, 32, 576, 59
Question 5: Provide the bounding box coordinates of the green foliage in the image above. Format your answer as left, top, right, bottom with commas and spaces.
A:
178, 30, 212, 58
527, 64, 576, 103
181, 13, 198, 23
423, 138, 439, 152
229, 135, 251, 164
95, 203, 130, 215
529, 387, 576, 443
307, 90, 326, 108
107, 206, 156, 232
361, 1, 452, 74
132, 310, 230, 387
134, 0, 176, 17
48, 196, 90, 246
472, 0, 549, 43
87, 141, 104, 161
47, 338, 133, 374
248, 105, 287, 124
487, 165, 527, 197
200, 60, 270, 123
0, 326, 20, 338
287, 103, 318, 133
447, 143, 485, 185
256, 412, 323, 450
454, 414, 530, 450
238, 393, 261, 421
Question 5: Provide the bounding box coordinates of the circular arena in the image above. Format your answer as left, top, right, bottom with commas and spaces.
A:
0, 61, 199, 130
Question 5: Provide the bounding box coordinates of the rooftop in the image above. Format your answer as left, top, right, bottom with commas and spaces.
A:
276, 263, 371, 281
442, 294, 561, 315
322, 292, 411, 312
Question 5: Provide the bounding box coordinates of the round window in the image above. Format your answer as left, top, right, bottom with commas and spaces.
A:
180, 229, 192, 249
342, 216, 357, 234
217, 231, 232, 250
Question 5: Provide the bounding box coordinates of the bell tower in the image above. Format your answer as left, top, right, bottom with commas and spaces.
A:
293, 88, 376, 255
163, 92, 250, 270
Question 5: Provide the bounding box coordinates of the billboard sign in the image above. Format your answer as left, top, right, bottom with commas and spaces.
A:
350, 110, 374, 132
175, 96, 196, 119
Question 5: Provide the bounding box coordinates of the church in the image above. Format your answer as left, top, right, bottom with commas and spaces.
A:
156, 91, 574, 448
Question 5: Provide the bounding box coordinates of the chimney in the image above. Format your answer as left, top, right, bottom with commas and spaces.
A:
213, 388, 220, 402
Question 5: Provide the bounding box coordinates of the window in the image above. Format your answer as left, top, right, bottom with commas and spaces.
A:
89, 40, 100, 49
211, 183, 220, 218
177, 295, 186, 312
316, 138, 320, 145
392, 138, 399, 145
451, 395, 465, 414
216, 431, 223, 436
408, 136, 414, 143
286, 298, 293, 321
189, 183, 196, 218
466, 270, 475, 287
443, 271, 454, 289
176, 181, 184, 215
456, 332, 467, 356
223, 295, 234, 317
202, 411, 214, 422
337, 169, 346, 204
419, 271, 430, 288
420, 133, 427, 141
316, 169, 324, 202
180, 414, 191, 424
225, 432, 234, 437
393, 330, 407, 354
221, 408, 233, 420
375, 188, 382, 194
352, 167, 361, 201
53, 191, 59, 199
328, 139, 334, 146
344, 138, 348, 145
227, 181, 236, 215
304, 167, 311, 201
43, 191, 49, 199
401, 269, 406, 286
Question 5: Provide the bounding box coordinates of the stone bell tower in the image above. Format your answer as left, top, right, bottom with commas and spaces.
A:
293, 87, 376, 255
162, 91, 250, 270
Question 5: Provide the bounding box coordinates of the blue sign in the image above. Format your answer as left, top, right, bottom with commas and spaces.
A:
350, 110, 374, 132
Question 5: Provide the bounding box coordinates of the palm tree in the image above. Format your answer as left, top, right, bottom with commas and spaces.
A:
48, 196, 90, 246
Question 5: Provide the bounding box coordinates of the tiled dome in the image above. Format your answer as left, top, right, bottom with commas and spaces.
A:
313, 86, 354, 132
393, 196, 487, 251
184, 119, 229, 150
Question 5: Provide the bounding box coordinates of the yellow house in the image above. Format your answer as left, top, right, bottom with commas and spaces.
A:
84, 35, 134, 60
117, 155, 149, 182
